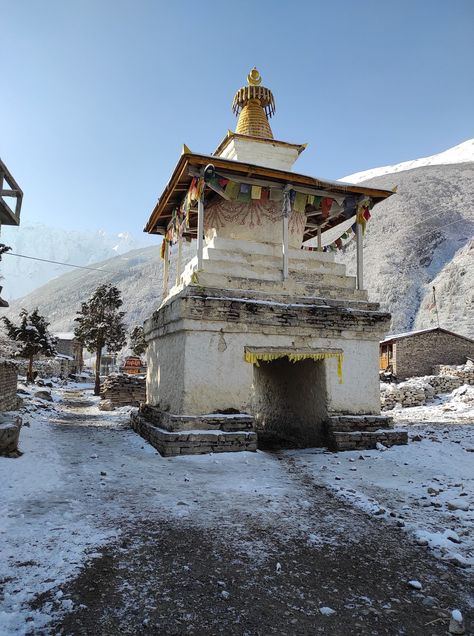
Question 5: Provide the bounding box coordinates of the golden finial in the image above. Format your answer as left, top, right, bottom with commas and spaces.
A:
247, 67, 262, 86
231, 68, 275, 139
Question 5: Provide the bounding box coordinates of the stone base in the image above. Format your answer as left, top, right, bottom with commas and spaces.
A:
131, 408, 257, 457
325, 415, 408, 451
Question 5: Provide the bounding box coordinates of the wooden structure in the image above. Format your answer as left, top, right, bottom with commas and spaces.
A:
0, 158, 23, 308
0, 158, 23, 227
380, 327, 474, 379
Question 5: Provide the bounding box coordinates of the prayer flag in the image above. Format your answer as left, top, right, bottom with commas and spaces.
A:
238, 183, 251, 201
225, 180, 240, 200
251, 185, 262, 200
293, 192, 307, 213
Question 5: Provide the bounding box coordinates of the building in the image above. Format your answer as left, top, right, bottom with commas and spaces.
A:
380, 327, 474, 380
55, 333, 84, 374
132, 68, 408, 455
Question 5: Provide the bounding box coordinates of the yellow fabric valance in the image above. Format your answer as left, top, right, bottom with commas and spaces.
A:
243, 348, 343, 384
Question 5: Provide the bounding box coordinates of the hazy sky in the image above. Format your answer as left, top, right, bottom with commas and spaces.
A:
2, 0, 473, 235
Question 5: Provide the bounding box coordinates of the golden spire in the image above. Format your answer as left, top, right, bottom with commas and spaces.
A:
232, 67, 275, 139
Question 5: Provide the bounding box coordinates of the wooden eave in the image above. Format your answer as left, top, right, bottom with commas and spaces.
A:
0, 158, 23, 226
144, 152, 394, 239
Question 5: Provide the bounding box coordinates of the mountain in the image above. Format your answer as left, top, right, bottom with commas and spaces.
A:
336, 160, 474, 337
2, 243, 193, 336
342, 139, 474, 184
0, 223, 154, 300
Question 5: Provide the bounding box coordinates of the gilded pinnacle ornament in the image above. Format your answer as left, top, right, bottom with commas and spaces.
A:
232, 67, 275, 139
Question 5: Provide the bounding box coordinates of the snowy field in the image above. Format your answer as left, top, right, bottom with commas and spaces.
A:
0, 383, 473, 634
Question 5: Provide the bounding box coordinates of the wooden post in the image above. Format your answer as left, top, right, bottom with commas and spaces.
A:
356, 221, 363, 290
282, 187, 290, 280
317, 227, 322, 252
162, 240, 169, 299
197, 191, 204, 271
175, 237, 183, 286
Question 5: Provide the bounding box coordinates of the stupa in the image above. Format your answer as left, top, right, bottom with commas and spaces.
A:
131, 68, 408, 455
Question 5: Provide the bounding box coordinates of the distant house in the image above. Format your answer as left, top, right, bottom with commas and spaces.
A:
380, 327, 474, 379
55, 333, 83, 374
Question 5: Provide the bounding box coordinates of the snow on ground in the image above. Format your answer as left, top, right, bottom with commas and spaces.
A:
290, 390, 474, 570
1, 382, 473, 633
0, 384, 316, 634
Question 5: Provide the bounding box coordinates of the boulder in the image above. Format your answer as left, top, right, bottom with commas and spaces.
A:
99, 399, 115, 411
0, 415, 22, 456
34, 389, 53, 402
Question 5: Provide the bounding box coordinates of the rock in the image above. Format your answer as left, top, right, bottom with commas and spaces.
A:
99, 399, 115, 411
448, 609, 465, 634
0, 416, 23, 456
34, 389, 53, 401
408, 580, 422, 590
447, 500, 470, 512
422, 596, 438, 608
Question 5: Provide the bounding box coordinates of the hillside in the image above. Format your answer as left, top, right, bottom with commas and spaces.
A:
0, 223, 153, 300
336, 162, 474, 337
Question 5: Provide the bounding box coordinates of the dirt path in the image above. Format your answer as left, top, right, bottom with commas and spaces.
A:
15, 389, 474, 634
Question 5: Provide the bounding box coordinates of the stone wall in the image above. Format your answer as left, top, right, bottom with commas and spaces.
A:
394, 330, 474, 379
380, 370, 469, 410
433, 361, 474, 385
0, 360, 19, 411
101, 373, 146, 407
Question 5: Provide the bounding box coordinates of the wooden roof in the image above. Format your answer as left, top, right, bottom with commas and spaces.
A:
144, 152, 395, 241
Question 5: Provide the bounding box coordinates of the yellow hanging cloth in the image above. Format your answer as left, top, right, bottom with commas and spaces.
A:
243, 349, 343, 384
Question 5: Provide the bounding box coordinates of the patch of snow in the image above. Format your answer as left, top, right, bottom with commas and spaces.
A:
341, 139, 474, 184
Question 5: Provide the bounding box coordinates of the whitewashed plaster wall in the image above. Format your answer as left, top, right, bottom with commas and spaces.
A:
148, 326, 382, 416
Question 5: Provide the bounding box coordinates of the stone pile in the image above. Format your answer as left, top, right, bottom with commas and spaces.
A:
381, 380, 433, 410
381, 369, 471, 411
433, 361, 474, 385
100, 373, 146, 407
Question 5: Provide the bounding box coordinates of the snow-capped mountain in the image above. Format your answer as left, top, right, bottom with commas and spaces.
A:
336, 141, 474, 337
0, 223, 153, 299
341, 139, 474, 184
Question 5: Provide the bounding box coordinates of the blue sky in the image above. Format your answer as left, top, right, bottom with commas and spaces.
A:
2, 0, 473, 235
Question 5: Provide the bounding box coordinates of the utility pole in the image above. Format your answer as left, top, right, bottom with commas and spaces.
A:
432, 286, 440, 328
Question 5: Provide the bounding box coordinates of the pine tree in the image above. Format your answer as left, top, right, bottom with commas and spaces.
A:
129, 325, 147, 357
2, 308, 57, 382
74, 284, 126, 395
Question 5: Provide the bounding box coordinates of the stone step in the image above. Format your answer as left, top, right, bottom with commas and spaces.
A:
206, 236, 337, 263
139, 404, 255, 432
326, 414, 394, 433
202, 247, 347, 276
328, 430, 408, 452
131, 413, 257, 457
199, 259, 357, 291
191, 286, 381, 312
184, 270, 369, 302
